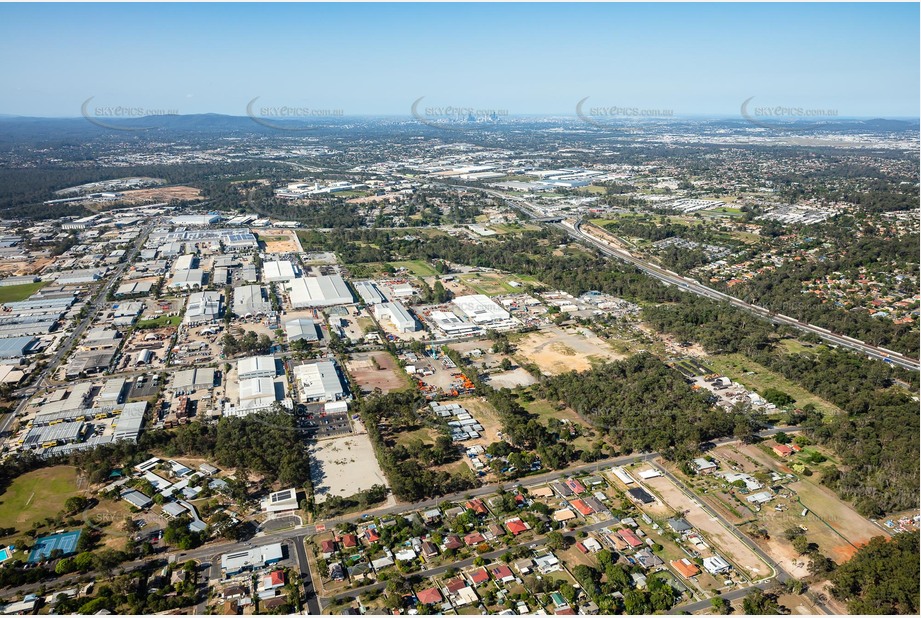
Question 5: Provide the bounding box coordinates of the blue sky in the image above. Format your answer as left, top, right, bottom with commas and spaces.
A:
0, 2, 917, 118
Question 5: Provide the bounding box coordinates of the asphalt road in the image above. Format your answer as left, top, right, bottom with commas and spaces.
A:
568, 219, 919, 372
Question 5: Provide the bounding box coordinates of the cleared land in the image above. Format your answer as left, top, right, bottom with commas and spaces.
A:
524, 398, 585, 426
460, 397, 504, 447
459, 272, 540, 296
255, 228, 302, 253
388, 260, 438, 276
346, 352, 408, 394
113, 185, 202, 204
486, 367, 538, 388
308, 433, 390, 504
514, 326, 626, 375
734, 444, 885, 564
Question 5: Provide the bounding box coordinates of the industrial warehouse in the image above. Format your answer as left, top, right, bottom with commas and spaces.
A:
285, 274, 353, 308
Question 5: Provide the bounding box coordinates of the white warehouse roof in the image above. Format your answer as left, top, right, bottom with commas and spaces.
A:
287, 275, 353, 308
294, 360, 344, 402
237, 356, 276, 381
239, 377, 276, 401
285, 318, 319, 342
184, 291, 222, 324
263, 260, 298, 282
353, 280, 385, 305
453, 294, 512, 324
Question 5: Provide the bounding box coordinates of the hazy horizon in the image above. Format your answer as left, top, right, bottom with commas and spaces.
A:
0, 2, 918, 119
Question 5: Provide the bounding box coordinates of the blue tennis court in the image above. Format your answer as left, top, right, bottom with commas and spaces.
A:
27, 530, 82, 564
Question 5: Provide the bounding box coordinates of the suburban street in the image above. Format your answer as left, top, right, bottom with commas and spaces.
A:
0, 427, 802, 611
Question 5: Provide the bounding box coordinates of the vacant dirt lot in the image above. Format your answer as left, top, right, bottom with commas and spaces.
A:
460, 397, 503, 446
347, 351, 407, 394
487, 367, 538, 388
116, 185, 202, 204
0, 257, 54, 276
308, 434, 391, 504
255, 228, 302, 254
514, 326, 626, 375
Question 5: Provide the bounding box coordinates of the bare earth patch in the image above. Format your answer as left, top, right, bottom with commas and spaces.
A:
642, 472, 772, 581
347, 351, 407, 394
309, 433, 390, 504
515, 326, 626, 375
114, 185, 203, 204
255, 228, 303, 254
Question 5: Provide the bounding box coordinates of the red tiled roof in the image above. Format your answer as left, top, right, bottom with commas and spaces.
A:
491, 565, 514, 580
416, 587, 443, 605
671, 559, 701, 578
469, 567, 489, 585
268, 570, 285, 586
320, 540, 337, 552
773, 444, 794, 456
570, 499, 593, 516
341, 534, 358, 548
445, 577, 466, 593
466, 499, 488, 515
463, 532, 485, 546
618, 529, 643, 547
505, 518, 530, 535
444, 534, 463, 549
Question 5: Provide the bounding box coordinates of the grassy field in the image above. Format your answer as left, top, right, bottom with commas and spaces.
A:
0, 466, 80, 535
488, 223, 541, 234
576, 185, 609, 195
524, 398, 585, 425
394, 426, 439, 447
459, 273, 519, 296
136, 314, 181, 328
706, 353, 843, 417
388, 260, 439, 277
777, 339, 827, 355
0, 281, 46, 303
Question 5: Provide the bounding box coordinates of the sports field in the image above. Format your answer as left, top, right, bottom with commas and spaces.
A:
0, 281, 46, 303
0, 466, 80, 534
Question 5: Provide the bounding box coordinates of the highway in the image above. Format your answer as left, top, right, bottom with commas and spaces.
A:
458, 184, 919, 371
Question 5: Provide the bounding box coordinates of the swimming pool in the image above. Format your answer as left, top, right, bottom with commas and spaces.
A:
0, 547, 12, 562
